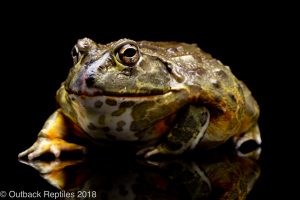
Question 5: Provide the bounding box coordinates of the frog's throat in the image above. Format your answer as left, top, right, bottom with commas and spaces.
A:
66, 91, 187, 142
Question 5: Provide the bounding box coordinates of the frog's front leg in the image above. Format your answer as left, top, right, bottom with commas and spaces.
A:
138, 105, 210, 158
18, 109, 86, 160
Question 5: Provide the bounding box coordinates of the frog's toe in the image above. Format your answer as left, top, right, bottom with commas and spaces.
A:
18, 145, 48, 160
137, 147, 156, 157
18, 145, 37, 159
144, 149, 161, 158
137, 146, 164, 159
18, 141, 41, 160
23, 138, 53, 160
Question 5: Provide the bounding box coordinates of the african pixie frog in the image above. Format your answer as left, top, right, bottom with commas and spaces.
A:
19, 38, 261, 159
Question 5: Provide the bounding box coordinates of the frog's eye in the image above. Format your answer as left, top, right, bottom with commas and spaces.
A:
71, 45, 81, 64
115, 43, 140, 66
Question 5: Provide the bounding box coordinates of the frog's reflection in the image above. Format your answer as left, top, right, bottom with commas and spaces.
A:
19, 147, 260, 200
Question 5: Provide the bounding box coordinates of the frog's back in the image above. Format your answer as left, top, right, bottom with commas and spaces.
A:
139, 40, 259, 144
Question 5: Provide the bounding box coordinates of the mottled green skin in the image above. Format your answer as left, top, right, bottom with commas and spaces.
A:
19, 38, 260, 160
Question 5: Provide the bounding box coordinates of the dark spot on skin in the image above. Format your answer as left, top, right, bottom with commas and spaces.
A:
166, 65, 173, 74
105, 133, 116, 140
94, 100, 103, 108
111, 107, 126, 116
85, 76, 95, 87
196, 68, 206, 76
134, 130, 145, 139
70, 97, 76, 101
105, 98, 117, 106
130, 121, 142, 132
102, 127, 110, 132
212, 80, 221, 89
88, 123, 97, 130
98, 115, 105, 126
120, 101, 135, 108
132, 101, 155, 120
214, 95, 222, 103
84, 59, 95, 67
216, 70, 228, 79
229, 93, 237, 104
116, 121, 126, 132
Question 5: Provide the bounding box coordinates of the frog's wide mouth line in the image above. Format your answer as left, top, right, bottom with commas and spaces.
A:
65, 88, 171, 98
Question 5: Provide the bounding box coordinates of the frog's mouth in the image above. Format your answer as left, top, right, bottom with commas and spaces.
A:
65, 86, 171, 97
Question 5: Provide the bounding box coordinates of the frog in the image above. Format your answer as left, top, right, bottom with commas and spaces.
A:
18, 38, 261, 160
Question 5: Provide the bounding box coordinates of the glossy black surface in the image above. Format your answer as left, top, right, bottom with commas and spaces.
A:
17, 147, 260, 200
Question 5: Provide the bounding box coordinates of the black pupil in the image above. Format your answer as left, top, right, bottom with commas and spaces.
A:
123, 48, 136, 57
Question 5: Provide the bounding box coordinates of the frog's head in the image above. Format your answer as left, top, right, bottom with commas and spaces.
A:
61, 38, 191, 141
65, 38, 176, 96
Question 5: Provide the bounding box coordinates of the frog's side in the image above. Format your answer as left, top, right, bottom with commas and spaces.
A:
19, 38, 260, 160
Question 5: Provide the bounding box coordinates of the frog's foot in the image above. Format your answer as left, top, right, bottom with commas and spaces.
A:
18, 137, 87, 160
233, 124, 261, 158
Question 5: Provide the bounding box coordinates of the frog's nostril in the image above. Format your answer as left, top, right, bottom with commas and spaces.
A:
85, 76, 95, 88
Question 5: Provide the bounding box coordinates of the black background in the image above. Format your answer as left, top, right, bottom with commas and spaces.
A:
0, 2, 296, 199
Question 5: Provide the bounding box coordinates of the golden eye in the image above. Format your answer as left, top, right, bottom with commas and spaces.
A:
116, 43, 140, 66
